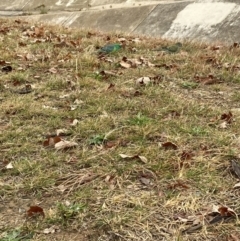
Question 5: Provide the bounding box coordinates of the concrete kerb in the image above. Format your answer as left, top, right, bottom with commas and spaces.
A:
22, 0, 89, 11
0, 0, 179, 12
0, 0, 28, 11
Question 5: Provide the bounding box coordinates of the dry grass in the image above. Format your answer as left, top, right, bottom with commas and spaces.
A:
1, 18, 240, 241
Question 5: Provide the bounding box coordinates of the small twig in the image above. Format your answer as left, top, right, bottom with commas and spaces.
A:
57, 172, 100, 195
104, 126, 129, 140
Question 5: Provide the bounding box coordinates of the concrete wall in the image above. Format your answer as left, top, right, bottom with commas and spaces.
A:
1, 0, 240, 43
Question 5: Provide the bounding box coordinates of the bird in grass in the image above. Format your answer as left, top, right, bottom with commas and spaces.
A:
155, 42, 182, 53
98, 43, 122, 54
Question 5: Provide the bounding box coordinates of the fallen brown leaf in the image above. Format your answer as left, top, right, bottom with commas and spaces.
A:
119, 154, 147, 163
231, 159, 240, 179
27, 206, 45, 217
194, 74, 221, 85
55, 140, 78, 151
136, 77, 151, 85
221, 111, 233, 124
161, 142, 178, 150
43, 136, 62, 147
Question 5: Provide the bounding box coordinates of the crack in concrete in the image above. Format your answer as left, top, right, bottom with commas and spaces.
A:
130, 5, 158, 34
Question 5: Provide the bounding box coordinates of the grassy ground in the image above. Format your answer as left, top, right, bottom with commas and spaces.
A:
1, 18, 240, 240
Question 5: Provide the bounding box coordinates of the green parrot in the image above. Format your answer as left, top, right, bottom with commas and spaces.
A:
155, 42, 182, 53
99, 43, 122, 54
